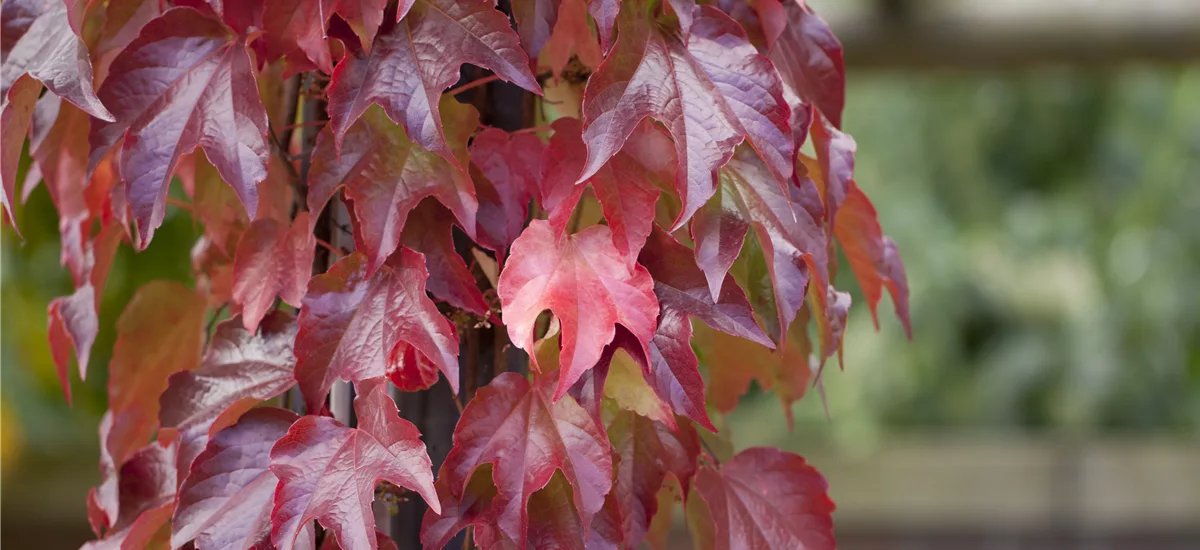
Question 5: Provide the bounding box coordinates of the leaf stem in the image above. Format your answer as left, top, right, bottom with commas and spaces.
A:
447, 74, 500, 97
277, 119, 329, 132
314, 237, 343, 257
166, 196, 193, 213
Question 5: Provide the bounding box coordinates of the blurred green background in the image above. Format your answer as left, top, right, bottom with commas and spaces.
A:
4, 5, 1200, 548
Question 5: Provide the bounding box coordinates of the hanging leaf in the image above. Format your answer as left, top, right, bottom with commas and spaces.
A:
325, 0, 540, 161
401, 200, 491, 316
89, 7, 269, 248
231, 212, 316, 332
422, 373, 612, 548
763, 0, 845, 128
690, 447, 835, 550
159, 311, 298, 477
579, 0, 791, 228
607, 410, 700, 548
835, 180, 912, 337
692, 146, 828, 343
308, 101, 479, 274
469, 127, 546, 259
540, 117, 666, 265
293, 250, 460, 413
172, 407, 300, 550
0, 0, 113, 120
270, 378, 438, 550
500, 220, 659, 398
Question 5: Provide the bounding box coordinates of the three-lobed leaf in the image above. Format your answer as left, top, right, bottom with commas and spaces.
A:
270, 377, 438, 550
294, 249, 460, 414
89, 7, 269, 248
499, 220, 659, 399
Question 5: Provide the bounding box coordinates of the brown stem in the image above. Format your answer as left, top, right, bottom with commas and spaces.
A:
447, 74, 500, 97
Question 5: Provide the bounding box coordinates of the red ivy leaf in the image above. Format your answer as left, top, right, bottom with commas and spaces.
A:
423, 373, 612, 548
691, 447, 835, 550
159, 311, 299, 478
90, 7, 269, 249
261, 0, 389, 74
231, 211, 317, 332
270, 378, 438, 550
499, 220, 659, 398
401, 200, 490, 316
608, 410, 700, 548
835, 180, 912, 337
511, 0, 557, 59
308, 101, 479, 274
468, 127, 545, 259
541, 117, 665, 266
579, 1, 791, 228
92, 282, 206, 529
808, 116, 855, 228
693, 146, 828, 342
294, 250, 460, 413
325, 0, 540, 162
0, 0, 114, 121
48, 223, 122, 402
765, 0, 845, 128
641, 226, 770, 347
0, 74, 39, 232
82, 438, 178, 550
172, 407, 299, 550
28, 96, 94, 282
539, 0, 603, 76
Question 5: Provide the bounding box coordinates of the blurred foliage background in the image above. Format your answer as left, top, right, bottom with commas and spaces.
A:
3, 56, 1199, 550
728, 66, 1200, 453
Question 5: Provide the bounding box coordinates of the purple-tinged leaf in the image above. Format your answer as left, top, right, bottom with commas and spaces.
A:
579, 0, 792, 229
89, 7, 269, 249
0, 0, 113, 120
423, 373, 612, 549
270, 378, 438, 550
294, 250, 460, 413
402, 200, 490, 316
766, 0, 845, 128
325, 0, 540, 161
308, 101, 479, 274
159, 311, 299, 478
172, 407, 299, 550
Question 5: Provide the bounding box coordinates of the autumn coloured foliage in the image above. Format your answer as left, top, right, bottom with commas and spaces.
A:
1, 0, 910, 547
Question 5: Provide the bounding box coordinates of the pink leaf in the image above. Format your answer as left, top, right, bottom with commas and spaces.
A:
231, 212, 317, 332
499, 220, 658, 398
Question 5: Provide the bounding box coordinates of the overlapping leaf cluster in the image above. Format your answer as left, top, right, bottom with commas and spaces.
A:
2, 0, 910, 547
